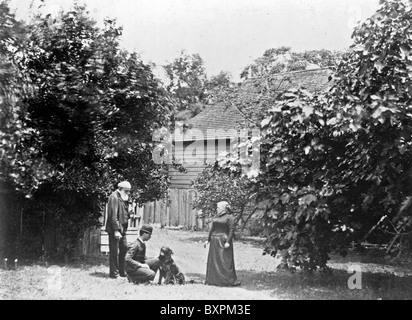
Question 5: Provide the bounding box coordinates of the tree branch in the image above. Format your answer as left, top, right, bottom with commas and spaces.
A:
241, 207, 258, 231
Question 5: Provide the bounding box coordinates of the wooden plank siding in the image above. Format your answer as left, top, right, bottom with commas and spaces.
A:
169, 138, 232, 189
169, 165, 205, 189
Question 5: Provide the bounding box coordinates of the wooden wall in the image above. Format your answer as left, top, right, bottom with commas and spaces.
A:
169, 164, 206, 189
169, 138, 231, 189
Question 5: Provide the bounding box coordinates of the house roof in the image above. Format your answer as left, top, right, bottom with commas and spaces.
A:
183, 67, 334, 140
185, 102, 252, 140
242, 67, 333, 94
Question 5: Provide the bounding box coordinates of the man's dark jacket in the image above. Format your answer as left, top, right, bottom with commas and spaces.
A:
105, 190, 130, 234
125, 238, 147, 270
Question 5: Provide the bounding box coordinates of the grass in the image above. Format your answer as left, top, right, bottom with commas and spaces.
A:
265, 269, 412, 300
1, 226, 412, 300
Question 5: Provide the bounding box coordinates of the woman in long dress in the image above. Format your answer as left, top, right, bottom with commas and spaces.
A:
204, 201, 241, 286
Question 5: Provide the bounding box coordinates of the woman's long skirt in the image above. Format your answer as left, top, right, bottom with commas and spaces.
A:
205, 233, 238, 286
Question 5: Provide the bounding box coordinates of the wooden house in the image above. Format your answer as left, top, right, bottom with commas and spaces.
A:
169, 67, 334, 188
95, 67, 334, 255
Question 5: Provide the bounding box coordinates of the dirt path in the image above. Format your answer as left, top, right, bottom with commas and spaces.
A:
131, 226, 282, 299
0, 226, 282, 300
2, 226, 412, 300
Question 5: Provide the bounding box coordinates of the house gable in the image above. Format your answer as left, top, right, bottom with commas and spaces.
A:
169, 67, 334, 189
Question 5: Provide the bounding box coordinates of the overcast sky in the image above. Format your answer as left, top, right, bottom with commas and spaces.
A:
9, 0, 380, 82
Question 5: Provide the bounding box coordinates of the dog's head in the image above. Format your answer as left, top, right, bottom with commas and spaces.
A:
158, 246, 173, 262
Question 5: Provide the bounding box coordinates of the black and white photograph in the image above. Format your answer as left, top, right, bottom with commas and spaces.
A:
1, 0, 412, 304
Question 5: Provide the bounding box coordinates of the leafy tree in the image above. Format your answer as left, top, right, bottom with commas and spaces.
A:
192, 163, 256, 229
240, 47, 344, 79
206, 71, 233, 91
216, 90, 343, 271
0, 1, 49, 258
328, 0, 412, 252
203, 71, 235, 105
0, 1, 51, 196
256, 90, 354, 271
1, 3, 172, 259
164, 51, 207, 112
164, 51, 236, 121
216, 0, 412, 272
296, 49, 346, 69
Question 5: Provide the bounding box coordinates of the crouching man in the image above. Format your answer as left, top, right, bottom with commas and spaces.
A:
125, 224, 160, 284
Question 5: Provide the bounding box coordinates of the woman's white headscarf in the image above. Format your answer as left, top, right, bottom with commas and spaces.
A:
217, 201, 230, 216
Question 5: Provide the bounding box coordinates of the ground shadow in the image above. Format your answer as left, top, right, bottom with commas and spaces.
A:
183, 235, 265, 249
185, 272, 205, 284
183, 235, 208, 243
89, 271, 110, 279
235, 236, 266, 248
185, 270, 276, 290
188, 267, 412, 299
51, 256, 109, 270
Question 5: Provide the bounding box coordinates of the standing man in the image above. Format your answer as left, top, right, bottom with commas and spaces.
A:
125, 224, 159, 284
106, 181, 132, 279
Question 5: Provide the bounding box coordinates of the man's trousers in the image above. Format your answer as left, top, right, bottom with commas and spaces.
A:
126, 257, 160, 283
108, 231, 128, 278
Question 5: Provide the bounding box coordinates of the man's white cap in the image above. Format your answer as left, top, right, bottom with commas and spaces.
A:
118, 181, 131, 189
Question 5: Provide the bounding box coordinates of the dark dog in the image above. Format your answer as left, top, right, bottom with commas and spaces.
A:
158, 246, 185, 285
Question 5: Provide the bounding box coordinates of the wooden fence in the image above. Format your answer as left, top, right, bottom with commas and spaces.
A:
142, 189, 201, 228
80, 189, 206, 256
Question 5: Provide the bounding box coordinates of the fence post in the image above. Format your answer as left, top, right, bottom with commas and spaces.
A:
170, 189, 178, 226
189, 190, 197, 230
160, 198, 166, 228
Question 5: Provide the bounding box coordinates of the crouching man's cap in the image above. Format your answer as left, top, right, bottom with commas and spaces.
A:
140, 224, 153, 235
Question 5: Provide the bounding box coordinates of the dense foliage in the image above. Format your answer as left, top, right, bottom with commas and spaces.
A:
192, 163, 256, 228
240, 47, 345, 80
214, 0, 412, 271
163, 51, 208, 113
163, 51, 235, 119
0, 3, 172, 259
